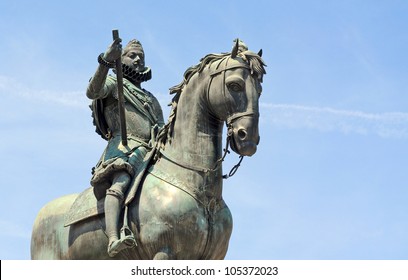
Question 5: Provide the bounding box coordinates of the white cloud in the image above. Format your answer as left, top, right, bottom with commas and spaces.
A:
0, 75, 87, 109
261, 103, 408, 139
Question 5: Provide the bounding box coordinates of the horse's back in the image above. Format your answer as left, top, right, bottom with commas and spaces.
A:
31, 193, 77, 259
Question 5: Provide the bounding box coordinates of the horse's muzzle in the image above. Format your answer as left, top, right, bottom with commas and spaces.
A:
229, 116, 260, 157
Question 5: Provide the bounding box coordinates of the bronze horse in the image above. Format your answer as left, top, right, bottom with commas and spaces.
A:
31, 41, 266, 259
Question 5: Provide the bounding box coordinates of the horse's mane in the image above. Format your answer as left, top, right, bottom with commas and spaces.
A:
169, 51, 266, 95
156, 50, 266, 149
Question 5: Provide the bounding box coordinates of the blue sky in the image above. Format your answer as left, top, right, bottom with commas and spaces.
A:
1, 0, 407, 260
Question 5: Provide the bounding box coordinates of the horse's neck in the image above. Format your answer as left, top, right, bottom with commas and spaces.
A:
160, 76, 224, 197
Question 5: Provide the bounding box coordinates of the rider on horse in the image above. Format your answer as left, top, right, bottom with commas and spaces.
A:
86, 38, 164, 257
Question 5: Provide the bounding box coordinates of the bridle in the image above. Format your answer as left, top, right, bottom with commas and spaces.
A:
206, 56, 259, 178
158, 56, 259, 179
207, 57, 259, 127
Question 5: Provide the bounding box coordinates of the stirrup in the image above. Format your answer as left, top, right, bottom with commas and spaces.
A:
120, 225, 137, 247
108, 235, 136, 257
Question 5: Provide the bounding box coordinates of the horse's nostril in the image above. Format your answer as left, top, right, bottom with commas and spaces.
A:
237, 129, 247, 140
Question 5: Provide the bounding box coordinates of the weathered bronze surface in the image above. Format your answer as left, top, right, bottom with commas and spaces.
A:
30, 36, 266, 259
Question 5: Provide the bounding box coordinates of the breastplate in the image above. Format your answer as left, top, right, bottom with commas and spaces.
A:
104, 102, 152, 142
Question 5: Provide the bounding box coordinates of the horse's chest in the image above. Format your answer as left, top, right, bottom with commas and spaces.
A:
134, 174, 230, 259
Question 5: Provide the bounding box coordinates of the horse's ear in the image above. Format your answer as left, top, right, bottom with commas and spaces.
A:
231, 39, 239, 58
258, 49, 263, 57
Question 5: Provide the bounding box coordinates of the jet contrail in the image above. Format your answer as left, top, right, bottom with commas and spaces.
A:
261, 103, 408, 139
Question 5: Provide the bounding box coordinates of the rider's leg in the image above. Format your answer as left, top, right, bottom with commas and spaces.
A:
105, 171, 131, 256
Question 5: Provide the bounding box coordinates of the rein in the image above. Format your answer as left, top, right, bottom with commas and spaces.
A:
158, 134, 242, 179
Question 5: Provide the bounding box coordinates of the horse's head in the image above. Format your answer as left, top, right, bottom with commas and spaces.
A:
207, 39, 266, 157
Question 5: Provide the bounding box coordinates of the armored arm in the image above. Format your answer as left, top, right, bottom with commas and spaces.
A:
86, 39, 122, 100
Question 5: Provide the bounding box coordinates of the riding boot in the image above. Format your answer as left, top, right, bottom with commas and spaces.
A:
104, 192, 121, 253
104, 192, 133, 257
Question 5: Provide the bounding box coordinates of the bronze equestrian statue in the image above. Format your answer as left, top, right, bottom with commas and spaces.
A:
31, 36, 266, 260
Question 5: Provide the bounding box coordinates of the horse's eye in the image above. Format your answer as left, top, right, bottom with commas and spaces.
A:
227, 82, 243, 92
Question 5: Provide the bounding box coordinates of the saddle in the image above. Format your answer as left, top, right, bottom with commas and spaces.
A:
64, 148, 156, 227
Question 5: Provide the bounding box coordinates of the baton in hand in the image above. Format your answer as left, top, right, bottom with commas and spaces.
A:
112, 29, 128, 146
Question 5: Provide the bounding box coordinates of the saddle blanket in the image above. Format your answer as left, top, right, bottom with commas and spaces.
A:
64, 148, 155, 227
64, 187, 104, 227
